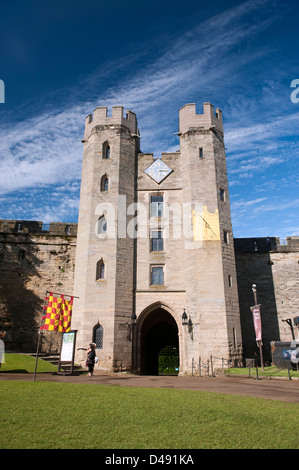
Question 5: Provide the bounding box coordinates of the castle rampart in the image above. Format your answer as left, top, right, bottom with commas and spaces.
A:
84, 106, 139, 139
234, 236, 299, 253
0, 219, 77, 237
234, 236, 299, 360
179, 102, 223, 135
0, 220, 77, 352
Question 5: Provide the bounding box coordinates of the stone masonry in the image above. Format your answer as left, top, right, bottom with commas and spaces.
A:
235, 236, 299, 361
0, 227, 298, 367
0, 105, 298, 374
72, 103, 243, 374
0, 220, 77, 352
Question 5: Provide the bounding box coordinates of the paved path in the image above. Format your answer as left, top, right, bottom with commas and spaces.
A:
1, 372, 298, 403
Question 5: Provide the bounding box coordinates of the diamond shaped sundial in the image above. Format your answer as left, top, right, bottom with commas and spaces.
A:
144, 159, 173, 184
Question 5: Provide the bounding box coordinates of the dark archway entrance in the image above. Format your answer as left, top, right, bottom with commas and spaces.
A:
140, 307, 179, 375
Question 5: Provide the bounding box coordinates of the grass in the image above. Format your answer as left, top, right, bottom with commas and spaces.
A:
227, 366, 299, 378
1, 354, 298, 449
0, 353, 57, 373
0, 380, 298, 449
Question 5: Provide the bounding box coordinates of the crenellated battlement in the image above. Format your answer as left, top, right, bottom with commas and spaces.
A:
234, 236, 299, 253
84, 106, 139, 139
179, 102, 223, 135
0, 219, 77, 236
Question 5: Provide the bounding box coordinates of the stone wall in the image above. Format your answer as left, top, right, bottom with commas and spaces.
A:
0, 218, 298, 365
234, 236, 299, 362
0, 220, 77, 353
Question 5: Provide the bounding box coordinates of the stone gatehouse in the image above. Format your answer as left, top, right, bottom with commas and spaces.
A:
0, 103, 298, 374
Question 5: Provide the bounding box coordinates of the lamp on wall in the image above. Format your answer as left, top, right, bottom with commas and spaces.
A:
120, 312, 137, 341
131, 312, 137, 326
282, 318, 295, 341
182, 309, 197, 340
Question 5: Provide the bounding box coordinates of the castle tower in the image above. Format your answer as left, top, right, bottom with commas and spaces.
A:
178, 103, 242, 366
72, 106, 140, 371
72, 102, 242, 375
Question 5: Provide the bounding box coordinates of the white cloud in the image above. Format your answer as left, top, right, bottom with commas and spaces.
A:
226, 113, 299, 154
0, 0, 297, 240
0, 0, 281, 196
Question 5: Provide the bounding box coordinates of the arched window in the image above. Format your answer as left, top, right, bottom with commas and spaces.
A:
101, 174, 109, 191
103, 141, 110, 159
93, 323, 104, 349
18, 248, 26, 260
96, 259, 105, 280
97, 216, 107, 235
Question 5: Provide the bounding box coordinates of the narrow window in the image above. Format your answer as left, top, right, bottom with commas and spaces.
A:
103, 141, 110, 159
151, 231, 164, 251
219, 188, 225, 201
151, 266, 164, 285
150, 195, 163, 217
96, 259, 105, 280
199, 148, 204, 158
93, 323, 104, 349
233, 327, 236, 349
18, 249, 26, 260
223, 231, 229, 244
97, 216, 107, 234
101, 175, 109, 191
228, 275, 232, 287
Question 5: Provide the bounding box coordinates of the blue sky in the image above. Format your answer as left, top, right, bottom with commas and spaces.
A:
0, 0, 298, 238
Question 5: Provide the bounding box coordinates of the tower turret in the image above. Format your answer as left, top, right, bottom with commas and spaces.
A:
72, 106, 139, 371
179, 102, 242, 364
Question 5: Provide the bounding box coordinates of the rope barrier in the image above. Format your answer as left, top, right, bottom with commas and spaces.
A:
191, 356, 296, 380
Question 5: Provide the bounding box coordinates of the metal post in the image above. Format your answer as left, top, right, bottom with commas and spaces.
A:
210, 355, 214, 377
33, 329, 41, 382
33, 290, 49, 382
257, 340, 264, 371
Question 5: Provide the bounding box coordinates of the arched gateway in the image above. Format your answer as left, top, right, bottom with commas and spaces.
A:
136, 303, 180, 375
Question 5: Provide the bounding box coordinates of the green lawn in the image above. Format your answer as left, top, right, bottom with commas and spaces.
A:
227, 366, 299, 379
0, 380, 298, 449
0, 353, 57, 373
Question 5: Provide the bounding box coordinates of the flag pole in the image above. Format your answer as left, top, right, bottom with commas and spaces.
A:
33, 290, 49, 382
252, 284, 264, 371
33, 290, 78, 381
48, 291, 79, 298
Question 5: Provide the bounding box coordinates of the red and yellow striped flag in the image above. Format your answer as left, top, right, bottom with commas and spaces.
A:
41, 293, 73, 333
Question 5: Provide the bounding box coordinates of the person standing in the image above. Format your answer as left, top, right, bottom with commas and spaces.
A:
86, 343, 96, 376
